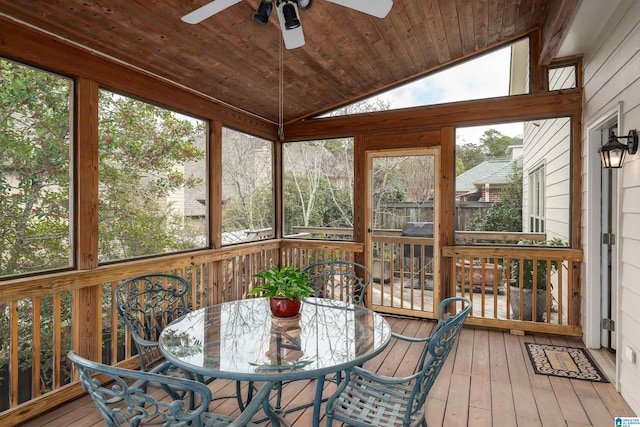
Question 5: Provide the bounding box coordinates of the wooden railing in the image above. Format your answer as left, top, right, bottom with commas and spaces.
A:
454, 231, 546, 244
442, 245, 583, 336
290, 227, 547, 245
0, 239, 293, 425
0, 236, 583, 425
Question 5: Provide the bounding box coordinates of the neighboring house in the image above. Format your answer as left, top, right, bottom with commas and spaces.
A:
455, 149, 522, 202
166, 134, 207, 225
521, 118, 571, 241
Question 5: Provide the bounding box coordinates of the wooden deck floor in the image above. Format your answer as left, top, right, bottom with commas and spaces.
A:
22, 315, 635, 427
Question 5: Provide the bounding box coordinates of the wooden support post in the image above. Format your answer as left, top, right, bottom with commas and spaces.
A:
439, 127, 455, 307
73, 77, 101, 361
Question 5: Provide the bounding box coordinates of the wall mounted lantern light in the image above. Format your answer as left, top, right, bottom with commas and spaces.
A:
600, 130, 639, 168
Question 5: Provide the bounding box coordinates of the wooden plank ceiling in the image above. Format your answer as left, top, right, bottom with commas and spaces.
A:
0, 0, 575, 125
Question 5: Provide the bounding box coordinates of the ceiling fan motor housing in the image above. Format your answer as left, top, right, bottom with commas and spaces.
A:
297, 0, 313, 10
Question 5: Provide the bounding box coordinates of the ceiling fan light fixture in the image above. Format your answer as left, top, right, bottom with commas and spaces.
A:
297, 0, 313, 11
281, 1, 301, 30
253, 0, 273, 26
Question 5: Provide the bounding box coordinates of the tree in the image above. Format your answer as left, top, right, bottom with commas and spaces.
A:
283, 140, 354, 235
468, 161, 523, 232
97, 91, 205, 261
281, 98, 393, 237
0, 59, 206, 397
1, 59, 206, 273
221, 129, 272, 233
456, 143, 485, 174
480, 129, 522, 159
0, 60, 72, 276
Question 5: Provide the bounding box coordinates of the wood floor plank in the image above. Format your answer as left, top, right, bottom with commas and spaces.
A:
488, 330, 516, 427
425, 395, 447, 426
470, 371, 492, 412
518, 336, 566, 427
443, 372, 471, 427
453, 327, 474, 376
468, 406, 492, 427
549, 375, 591, 424
472, 329, 491, 379
490, 377, 517, 427
593, 382, 636, 417
504, 334, 540, 424
570, 378, 613, 426
19, 318, 636, 427
489, 330, 510, 383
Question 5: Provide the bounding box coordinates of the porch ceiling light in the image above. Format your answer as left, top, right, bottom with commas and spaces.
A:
281, 1, 301, 30
253, 0, 272, 26
600, 130, 638, 168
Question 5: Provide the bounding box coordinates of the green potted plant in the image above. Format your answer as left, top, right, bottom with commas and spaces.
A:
510, 238, 565, 321
248, 265, 315, 318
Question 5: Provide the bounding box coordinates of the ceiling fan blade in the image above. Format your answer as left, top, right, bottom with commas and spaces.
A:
326, 0, 393, 18
181, 0, 242, 24
275, 2, 305, 50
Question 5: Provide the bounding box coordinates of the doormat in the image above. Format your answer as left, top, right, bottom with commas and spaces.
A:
524, 343, 609, 383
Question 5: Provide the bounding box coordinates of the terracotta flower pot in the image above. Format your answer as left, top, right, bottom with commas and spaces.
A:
269, 297, 301, 318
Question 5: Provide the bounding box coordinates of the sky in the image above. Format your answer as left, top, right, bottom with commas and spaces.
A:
367, 44, 524, 146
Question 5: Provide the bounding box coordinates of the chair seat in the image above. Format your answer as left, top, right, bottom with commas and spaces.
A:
329, 373, 424, 427
325, 297, 472, 427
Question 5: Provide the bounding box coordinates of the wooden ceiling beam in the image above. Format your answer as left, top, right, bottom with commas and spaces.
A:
539, 0, 580, 66
283, 89, 581, 141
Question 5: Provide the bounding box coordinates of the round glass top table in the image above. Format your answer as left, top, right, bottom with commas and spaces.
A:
159, 297, 391, 426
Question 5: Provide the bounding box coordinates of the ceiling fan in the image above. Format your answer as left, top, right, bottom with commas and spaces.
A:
182, 0, 393, 49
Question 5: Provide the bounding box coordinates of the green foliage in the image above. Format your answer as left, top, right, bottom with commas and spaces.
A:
0, 293, 74, 392
98, 90, 205, 261
248, 265, 314, 300
1, 59, 207, 272
468, 161, 523, 232
480, 129, 521, 159
456, 143, 485, 174
0, 59, 205, 394
511, 238, 567, 289
0, 60, 72, 276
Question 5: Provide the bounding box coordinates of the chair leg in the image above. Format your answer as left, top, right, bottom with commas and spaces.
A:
326, 414, 333, 426
275, 380, 284, 410
236, 380, 254, 410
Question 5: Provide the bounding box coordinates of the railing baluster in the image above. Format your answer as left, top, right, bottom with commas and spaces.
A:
10, 300, 19, 408
53, 292, 61, 390
33, 296, 41, 398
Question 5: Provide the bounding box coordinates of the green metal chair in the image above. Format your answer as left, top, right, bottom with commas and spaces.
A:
302, 260, 371, 306
116, 274, 191, 374
115, 274, 249, 408
68, 351, 278, 427
325, 297, 472, 427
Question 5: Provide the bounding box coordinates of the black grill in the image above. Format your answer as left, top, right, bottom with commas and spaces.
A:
401, 222, 433, 258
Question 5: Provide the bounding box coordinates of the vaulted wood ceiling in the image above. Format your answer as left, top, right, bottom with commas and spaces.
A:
0, 0, 578, 125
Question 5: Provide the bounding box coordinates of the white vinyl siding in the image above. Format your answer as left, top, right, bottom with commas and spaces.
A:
529, 165, 545, 233
522, 118, 571, 241
582, 0, 640, 414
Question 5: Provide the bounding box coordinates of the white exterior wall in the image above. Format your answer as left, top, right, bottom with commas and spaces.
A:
582, 0, 640, 414
521, 118, 571, 241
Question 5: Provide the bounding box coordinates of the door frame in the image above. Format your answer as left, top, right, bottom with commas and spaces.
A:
585, 104, 622, 381
364, 147, 442, 315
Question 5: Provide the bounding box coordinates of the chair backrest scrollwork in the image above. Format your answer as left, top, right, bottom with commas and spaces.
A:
116, 273, 190, 370
302, 260, 371, 306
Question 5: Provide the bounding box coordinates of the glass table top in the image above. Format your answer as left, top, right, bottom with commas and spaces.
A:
159, 297, 391, 381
